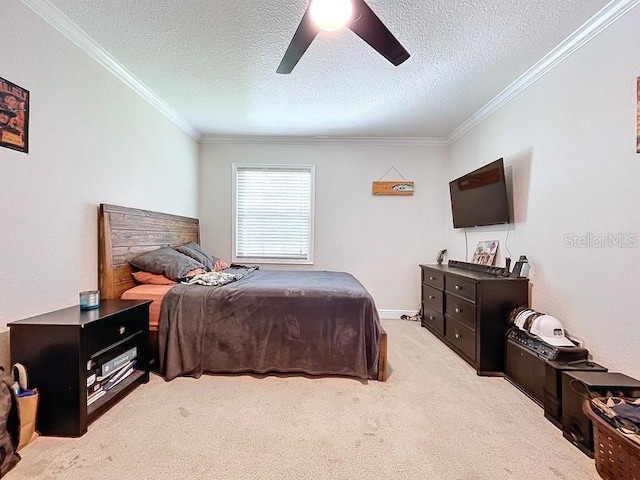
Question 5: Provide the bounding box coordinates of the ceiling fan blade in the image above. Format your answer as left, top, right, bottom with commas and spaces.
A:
348, 0, 410, 66
277, 6, 320, 74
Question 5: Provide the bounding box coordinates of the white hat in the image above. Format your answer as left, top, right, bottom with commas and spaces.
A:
513, 309, 543, 332
529, 315, 574, 347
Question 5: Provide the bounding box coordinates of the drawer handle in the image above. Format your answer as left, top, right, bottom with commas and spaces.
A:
429, 276, 436, 281
429, 316, 435, 320
455, 307, 461, 314
455, 285, 461, 290
455, 332, 461, 339
119, 326, 125, 335
428, 295, 435, 299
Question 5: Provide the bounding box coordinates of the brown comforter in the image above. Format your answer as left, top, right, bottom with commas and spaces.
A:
158, 269, 381, 380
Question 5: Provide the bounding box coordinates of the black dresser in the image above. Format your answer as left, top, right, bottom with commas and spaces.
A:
420, 263, 529, 375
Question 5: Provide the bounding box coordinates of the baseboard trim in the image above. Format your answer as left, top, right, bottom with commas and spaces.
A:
377, 309, 418, 320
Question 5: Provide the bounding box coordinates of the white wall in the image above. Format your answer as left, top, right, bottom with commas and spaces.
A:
0, 1, 199, 363
5, 1, 635, 381
447, 7, 640, 378
199, 141, 448, 313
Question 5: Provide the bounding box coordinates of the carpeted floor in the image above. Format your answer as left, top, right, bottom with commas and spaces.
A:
8, 320, 598, 480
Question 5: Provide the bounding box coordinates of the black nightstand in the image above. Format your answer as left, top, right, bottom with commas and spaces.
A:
9, 299, 151, 437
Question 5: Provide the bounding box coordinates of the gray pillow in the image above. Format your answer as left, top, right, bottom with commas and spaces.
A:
129, 246, 205, 281
173, 242, 216, 271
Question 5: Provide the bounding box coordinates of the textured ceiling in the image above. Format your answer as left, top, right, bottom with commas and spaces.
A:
44, 0, 609, 138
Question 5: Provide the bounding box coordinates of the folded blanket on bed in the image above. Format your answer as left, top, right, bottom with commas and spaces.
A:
181, 267, 256, 286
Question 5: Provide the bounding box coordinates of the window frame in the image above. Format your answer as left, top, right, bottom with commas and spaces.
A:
232, 163, 316, 265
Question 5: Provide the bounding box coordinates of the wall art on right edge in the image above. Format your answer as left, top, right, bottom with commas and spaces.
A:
637, 76, 640, 154
0, 76, 29, 154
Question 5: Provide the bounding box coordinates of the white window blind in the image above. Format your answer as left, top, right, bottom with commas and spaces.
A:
234, 165, 315, 263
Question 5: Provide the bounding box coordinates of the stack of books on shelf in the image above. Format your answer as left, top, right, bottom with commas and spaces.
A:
87, 346, 137, 406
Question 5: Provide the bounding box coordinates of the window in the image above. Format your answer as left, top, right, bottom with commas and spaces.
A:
233, 164, 315, 264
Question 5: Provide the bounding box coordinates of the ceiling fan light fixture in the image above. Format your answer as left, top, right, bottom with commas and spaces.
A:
309, 0, 353, 31
277, 0, 410, 74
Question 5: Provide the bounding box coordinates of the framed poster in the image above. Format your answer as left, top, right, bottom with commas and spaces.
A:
0, 76, 29, 153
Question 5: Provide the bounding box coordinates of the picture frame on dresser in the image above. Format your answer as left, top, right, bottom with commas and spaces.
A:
471, 240, 499, 266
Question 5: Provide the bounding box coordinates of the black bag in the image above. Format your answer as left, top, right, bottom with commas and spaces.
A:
0, 366, 20, 478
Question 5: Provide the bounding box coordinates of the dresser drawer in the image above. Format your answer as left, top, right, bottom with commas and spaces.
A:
422, 285, 443, 312
421, 305, 444, 336
445, 275, 476, 302
422, 269, 444, 289
87, 310, 143, 356
445, 296, 476, 331
446, 318, 476, 362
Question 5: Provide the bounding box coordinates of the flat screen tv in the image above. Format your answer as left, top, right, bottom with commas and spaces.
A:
449, 158, 510, 228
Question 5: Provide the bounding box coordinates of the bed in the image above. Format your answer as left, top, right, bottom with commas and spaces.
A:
98, 203, 387, 381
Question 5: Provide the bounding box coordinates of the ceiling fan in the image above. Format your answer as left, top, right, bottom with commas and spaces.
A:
277, 0, 410, 74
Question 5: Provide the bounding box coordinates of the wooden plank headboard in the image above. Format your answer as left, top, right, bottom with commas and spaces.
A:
98, 204, 200, 299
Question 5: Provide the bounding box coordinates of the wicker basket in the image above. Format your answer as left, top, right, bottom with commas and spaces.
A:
583, 399, 640, 480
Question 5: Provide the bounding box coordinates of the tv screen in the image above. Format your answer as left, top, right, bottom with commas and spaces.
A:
449, 158, 510, 228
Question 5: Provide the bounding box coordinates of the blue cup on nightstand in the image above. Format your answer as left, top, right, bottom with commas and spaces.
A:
79, 290, 100, 310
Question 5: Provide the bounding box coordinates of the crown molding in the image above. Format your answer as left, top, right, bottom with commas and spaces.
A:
448, 0, 640, 144
22, 0, 638, 145
21, 0, 200, 140
200, 135, 449, 146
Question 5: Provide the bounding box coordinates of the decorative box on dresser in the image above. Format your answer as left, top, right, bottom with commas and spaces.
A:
9, 299, 151, 437
420, 263, 529, 376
